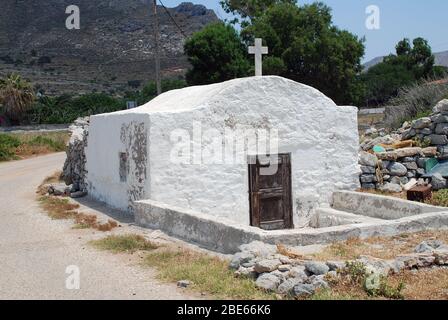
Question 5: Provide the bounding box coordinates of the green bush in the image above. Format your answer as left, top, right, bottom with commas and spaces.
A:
0, 134, 21, 161
26, 93, 125, 124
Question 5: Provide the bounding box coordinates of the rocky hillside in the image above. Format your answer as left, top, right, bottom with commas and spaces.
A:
363, 50, 448, 71
0, 1, 218, 95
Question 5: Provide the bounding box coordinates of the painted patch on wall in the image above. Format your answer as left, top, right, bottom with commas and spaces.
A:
120, 122, 148, 212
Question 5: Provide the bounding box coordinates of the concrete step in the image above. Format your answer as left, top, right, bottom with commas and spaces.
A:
311, 207, 382, 228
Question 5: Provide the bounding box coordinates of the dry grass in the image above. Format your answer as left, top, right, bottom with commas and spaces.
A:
90, 234, 158, 253
36, 170, 63, 195
312, 268, 448, 300
312, 230, 448, 261
143, 248, 277, 300
38, 195, 80, 219
388, 269, 448, 300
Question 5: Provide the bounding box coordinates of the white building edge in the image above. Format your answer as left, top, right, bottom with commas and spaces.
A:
86, 76, 360, 229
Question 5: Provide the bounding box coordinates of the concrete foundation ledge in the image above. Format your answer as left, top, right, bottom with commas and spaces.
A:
332, 191, 446, 220
134, 199, 448, 254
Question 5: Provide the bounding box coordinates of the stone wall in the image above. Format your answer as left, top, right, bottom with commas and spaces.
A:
359, 99, 448, 192
62, 117, 89, 192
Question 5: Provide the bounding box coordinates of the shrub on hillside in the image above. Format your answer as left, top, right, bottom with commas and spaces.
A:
384, 77, 448, 128
26, 93, 125, 124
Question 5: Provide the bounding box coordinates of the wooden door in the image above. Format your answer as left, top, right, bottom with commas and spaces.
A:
248, 154, 293, 230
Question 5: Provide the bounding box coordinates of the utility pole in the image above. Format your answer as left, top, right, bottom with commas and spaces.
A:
152, 0, 161, 95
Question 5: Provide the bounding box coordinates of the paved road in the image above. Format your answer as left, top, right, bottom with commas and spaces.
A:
0, 153, 194, 299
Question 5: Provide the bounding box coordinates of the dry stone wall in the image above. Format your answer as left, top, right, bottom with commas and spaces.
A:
359, 99, 448, 192
62, 117, 89, 193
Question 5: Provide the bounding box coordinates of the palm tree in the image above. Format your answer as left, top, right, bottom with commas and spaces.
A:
0, 73, 35, 124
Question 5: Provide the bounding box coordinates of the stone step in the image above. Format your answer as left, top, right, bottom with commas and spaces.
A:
310, 207, 381, 228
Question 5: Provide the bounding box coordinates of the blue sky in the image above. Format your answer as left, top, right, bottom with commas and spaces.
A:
165, 0, 448, 62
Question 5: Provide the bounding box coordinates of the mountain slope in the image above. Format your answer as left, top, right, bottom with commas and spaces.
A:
363, 50, 448, 71
0, 1, 219, 95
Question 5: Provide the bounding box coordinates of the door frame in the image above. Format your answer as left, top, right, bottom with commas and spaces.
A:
248, 153, 294, 230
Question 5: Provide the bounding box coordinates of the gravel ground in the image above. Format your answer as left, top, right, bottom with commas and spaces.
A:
0, 152, 200, 300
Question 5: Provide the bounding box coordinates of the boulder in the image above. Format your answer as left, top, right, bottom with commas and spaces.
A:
377, 151, 398, 161
277, 277, 304, 295
431, 113, 448, 124
412, 117, 432, 129
433, 99, 448, 113
395, 147, 423, 158
387, 162, 407, 176
379, 182, 402, 193
254, 259, 282, 273
326, 261, 345, 271
435, 123, 448, 135
304, 261, 329, 275
288, 266, 308, 280
255, 273, 281, 291
235, 266, 257, 279
360, 175, 376, 183
401, 129, 416, 140
390, 176, 409, 185
293, 283, 315, 297
403, 162, 418, 170
239, 241, 277, 258
429, 134, 448, 145
310, 275, 329, 289
359, 151, 378, 167
431, 173, 447, 190
361, 166, 376, 174
229, 251, 255, 269
361, 183, 376, 190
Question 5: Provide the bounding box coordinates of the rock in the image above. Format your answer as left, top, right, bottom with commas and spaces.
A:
414, 241, 434, 253
358, 256, 391, 276
431, 113, 448, 123
387, 259, 406, 274
70, 191, 87, 198
177, 280, 191, 288
360, 175, 376, 183
395, 148, 423, 158
379, 182, 402, 193
361, 166, 376, 174
401, 129, 416, 140
419, 128, 432, 135
361, 183, 376, 190
239, 241, 277, 258
396, 253, 435, 269
403, 162, 418, 170
388, 162, 407, 176
412, 117, 432, 129
288, 266, 308, 280
48, 183, 70, 196
278, 264, 292, 272
429, 134, 448, 145
434, 251, 448, 265
310, 275, 329, 289
406, 171, 416, 178
229, 251, 255, 269
383, 175, 391, 181
390, 176, 409, 185
326, 261, 345, 271
304, 261, 329, 275
377, 151, 398, 161
417, 157, 428, 168
417, 168, 426, 176
359, 151, 378, 167
435, 123, 448, 135
254, 259, 282, 273
402, 157, 416, 162
235, 266, 257, 279
293, 283, 316, 297
431, 173, 447, 190
433, 99, 448, 113
255, 273, 281, 291
277, 277, 304, 295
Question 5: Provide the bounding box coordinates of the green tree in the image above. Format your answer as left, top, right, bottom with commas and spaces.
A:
242, 2, 365, 104
220, 0, 296, 22
0, 73, 35, 124
184, 22, 250, 85
361, 37, 437, 106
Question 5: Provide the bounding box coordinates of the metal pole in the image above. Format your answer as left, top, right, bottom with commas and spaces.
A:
152, 0, 161, 95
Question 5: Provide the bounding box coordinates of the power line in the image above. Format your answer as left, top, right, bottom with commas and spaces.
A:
158, 0, 188, 39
